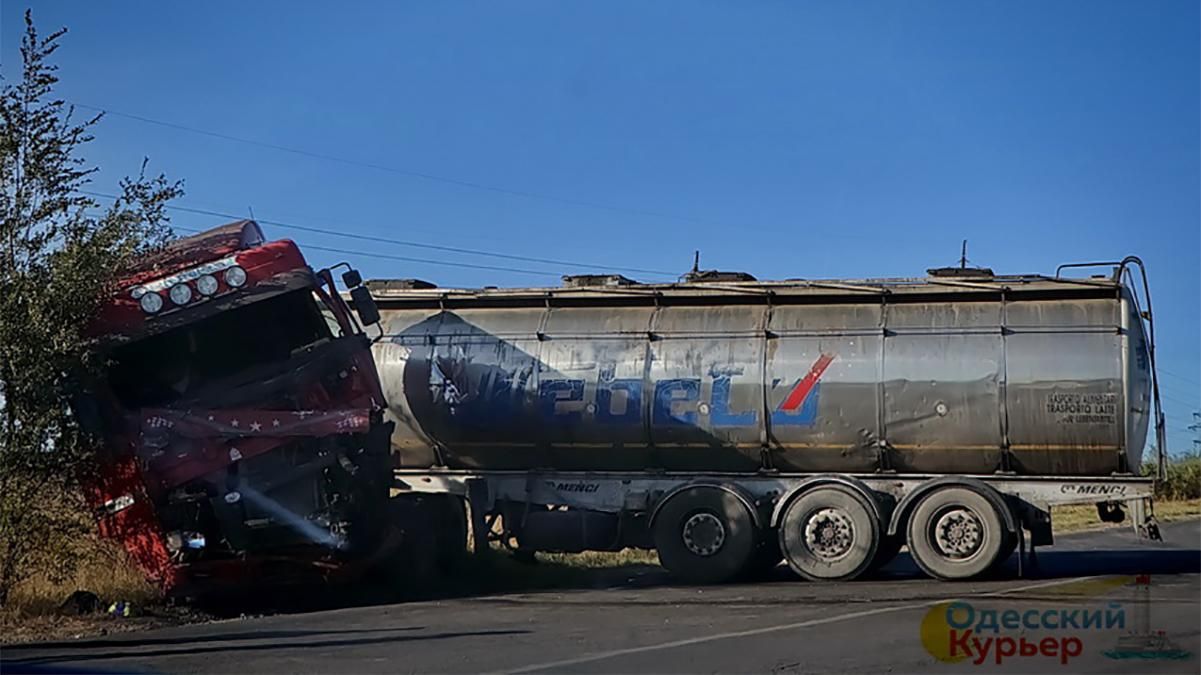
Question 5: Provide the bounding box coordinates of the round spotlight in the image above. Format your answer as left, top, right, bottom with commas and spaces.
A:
224, 266, 247, 288
139, 291, 164, 314
169, 283, 193, 306
196, 274, 219, 296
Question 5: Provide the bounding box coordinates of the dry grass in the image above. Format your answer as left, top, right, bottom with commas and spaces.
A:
6, 540, 159, 615
0, 535, 165, 644
1053, 498, 1201, 535
444, 545, 661, 596
539, 548, 660, 568
0, 534, 218, 646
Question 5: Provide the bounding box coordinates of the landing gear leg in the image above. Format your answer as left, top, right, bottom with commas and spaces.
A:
1016, 525, 1039, 579
1132, 498, 1164, 542
467, 478, 491, 555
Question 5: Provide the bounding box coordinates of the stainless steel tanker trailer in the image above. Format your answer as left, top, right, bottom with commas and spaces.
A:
367, 257, 1167, 583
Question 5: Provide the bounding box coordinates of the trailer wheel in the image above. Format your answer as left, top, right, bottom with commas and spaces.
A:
995, 532, 1017, 568
778, 485, 880, 581
906, 487, 1007, 580
653, 486, 755, 584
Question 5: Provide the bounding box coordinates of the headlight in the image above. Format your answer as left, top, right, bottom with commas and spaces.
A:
139, 292, 164, 314
196, 274, 219, 296
224, 266, 247, 288
169, 283, 193, 305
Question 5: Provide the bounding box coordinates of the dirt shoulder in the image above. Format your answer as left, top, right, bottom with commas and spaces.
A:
0, 605, 210, 646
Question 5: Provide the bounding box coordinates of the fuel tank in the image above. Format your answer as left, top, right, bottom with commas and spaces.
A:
368, 270, 1152, 477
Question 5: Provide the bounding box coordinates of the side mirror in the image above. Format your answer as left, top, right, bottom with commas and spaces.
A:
349, 286, 380, 326
342, 268, 363, 289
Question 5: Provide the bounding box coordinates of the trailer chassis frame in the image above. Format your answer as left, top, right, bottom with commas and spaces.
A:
395, 469, 1159, 556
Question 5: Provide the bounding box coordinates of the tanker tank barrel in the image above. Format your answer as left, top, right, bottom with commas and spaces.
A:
369, 267, 1155, 479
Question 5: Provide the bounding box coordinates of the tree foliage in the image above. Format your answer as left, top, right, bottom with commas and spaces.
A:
0, 12, 182, 606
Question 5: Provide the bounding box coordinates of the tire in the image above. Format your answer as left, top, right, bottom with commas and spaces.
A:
906, 486, 1008, 581
653, 486, 756, 584
778, 485, 880, 581
995, 532, 1018, 569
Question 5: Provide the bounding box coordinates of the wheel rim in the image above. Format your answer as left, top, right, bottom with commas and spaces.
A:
932, 507, 985, 559
802, 507, 855, 561
681, 512, 726, 556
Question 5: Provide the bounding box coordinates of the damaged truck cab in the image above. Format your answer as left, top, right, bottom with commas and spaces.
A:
76, 220, 396, 595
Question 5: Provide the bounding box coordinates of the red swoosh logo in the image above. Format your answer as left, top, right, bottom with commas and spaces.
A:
779, 353, 836, 412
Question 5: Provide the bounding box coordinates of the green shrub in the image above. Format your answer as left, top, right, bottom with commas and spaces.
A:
1143, 453, 1201, 500
0, 12, 179, 606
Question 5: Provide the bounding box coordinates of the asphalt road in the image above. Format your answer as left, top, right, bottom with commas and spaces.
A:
5, 521, 1199, 674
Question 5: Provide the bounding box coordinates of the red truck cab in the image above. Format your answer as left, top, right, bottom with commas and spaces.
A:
75, 220, 395, 595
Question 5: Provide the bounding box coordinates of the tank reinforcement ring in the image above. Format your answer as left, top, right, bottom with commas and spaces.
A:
933, 508, 984, 559
682, 512, 726, 557
803, 507, 855, 560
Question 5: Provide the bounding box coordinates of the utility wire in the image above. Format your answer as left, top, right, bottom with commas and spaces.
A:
1162, 392, 1199, 408
1159, 368, 1200, 387
113, 221, 564, 279
80, 190, 678, 278
71, 102, 732, 230
1160, 379, 1201, 400
300, 243, 562, 278
72, 102, 947, 247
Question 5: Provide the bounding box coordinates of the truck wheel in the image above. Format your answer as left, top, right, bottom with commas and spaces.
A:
995, 532, 1017, 568
778, 485, 880, 581
653, 486, 755, 584
906, 487, 1007, 580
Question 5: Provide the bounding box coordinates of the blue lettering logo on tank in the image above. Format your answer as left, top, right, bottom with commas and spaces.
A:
537, 353, 836, 428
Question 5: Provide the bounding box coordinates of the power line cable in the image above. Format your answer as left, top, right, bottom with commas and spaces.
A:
1161, 392, 1199, 408
71, 102, 740, 231
299, 243, 564, 278
1159, 368, 1200, 387
1158, 372, 1199, 389
114, 221, 565, 279
1159, 379, 1200, 400
80, 190, 679, 278
71, 102, 945, 247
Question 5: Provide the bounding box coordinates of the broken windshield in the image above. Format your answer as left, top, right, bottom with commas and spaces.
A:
106, 289, 333, 409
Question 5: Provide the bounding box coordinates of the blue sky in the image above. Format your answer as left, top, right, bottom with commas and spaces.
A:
3, 1, 1198, 452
